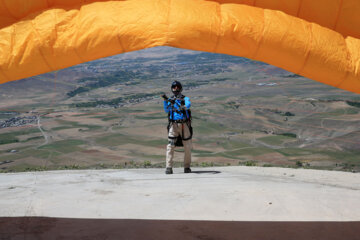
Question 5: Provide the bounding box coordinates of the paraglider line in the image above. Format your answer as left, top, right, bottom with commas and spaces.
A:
50, 71, 57, 107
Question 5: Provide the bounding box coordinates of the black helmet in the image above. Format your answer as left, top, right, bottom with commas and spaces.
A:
171, 81, 182, 95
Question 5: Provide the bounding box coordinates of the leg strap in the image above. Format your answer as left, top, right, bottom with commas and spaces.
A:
182, 122, 193, 141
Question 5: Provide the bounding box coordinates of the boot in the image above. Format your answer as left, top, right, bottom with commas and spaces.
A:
184, 167, 191, 173
165, 168, 173, 174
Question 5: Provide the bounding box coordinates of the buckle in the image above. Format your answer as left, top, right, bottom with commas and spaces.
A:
171, 120, 184, 123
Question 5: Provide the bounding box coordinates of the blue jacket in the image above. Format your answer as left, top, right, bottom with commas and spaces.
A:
163, 95, 191, 121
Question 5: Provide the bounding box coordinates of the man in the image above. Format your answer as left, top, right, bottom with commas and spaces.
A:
162, 81, 192, 174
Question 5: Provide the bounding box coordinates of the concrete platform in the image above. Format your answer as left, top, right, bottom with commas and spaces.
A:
1, 166, 359, 221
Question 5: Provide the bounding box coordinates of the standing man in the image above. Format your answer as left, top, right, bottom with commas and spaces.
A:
162, 81, 192, 174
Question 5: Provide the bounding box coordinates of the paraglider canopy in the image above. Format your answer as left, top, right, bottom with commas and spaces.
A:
0, 0, 359, 93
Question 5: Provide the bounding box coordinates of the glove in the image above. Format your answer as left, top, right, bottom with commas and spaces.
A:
169, 99, 175, 104
161, 94, 168, 100
180, 100, 185, 105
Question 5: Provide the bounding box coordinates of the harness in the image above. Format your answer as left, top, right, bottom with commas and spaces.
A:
167, 95, 193, 145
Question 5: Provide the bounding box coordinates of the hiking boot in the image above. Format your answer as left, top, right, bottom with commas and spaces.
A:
184, 167, 191, 173
165, 168, 173, 174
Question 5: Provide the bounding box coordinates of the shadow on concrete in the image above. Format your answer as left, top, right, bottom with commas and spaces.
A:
191, 170, 221, 174
0, 217, 359, 240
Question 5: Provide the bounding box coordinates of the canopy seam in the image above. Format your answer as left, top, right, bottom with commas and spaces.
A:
335, 37, 352, 89
165, 0, 172, 45
296, 0, 303, 17
213, 2, 222, 53
50, 9, 58, 60
30, 18, 54, 72
252, 9, 266, 59
333, 0, 344, 32
116, 36, 125, 53
1, 1, 17, 19
73, 5, 86, 63
10, 25, 15, 66
296, 22, 313, 75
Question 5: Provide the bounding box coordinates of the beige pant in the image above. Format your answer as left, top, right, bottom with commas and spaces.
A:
166, 122, 192, 168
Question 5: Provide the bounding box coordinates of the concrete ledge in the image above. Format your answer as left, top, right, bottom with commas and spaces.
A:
0, 167, 359, 221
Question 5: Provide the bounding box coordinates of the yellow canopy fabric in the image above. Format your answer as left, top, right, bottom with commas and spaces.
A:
210, 0, 360, 39
0, 0, 359, 93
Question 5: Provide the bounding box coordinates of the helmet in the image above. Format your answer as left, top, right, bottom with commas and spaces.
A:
171, 81, 182, 95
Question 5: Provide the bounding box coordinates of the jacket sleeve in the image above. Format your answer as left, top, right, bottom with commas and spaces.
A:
184, 97, 191, 109
163, 100, 170, 113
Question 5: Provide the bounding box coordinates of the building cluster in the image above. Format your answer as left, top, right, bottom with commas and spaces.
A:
0, 116, 37, 128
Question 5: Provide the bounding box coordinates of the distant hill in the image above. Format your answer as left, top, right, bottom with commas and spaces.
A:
0, 47, 291, 98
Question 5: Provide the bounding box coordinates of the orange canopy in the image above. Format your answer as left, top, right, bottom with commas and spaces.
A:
0, 0, 359, 93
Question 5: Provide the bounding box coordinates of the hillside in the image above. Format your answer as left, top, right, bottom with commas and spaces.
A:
0, 46, 359, 173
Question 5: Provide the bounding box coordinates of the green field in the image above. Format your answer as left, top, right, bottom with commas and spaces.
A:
96, 133, 165, 148
52, 120, 102, 131
39, 139, 86, 153
258, 135, 295, 145
0, 128, 40, 145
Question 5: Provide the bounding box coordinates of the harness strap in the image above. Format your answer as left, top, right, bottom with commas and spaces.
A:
181, 122, 192, 141
166, 95, 193, 142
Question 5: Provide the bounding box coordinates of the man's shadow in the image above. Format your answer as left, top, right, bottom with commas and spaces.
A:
191, 170, 221, 174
